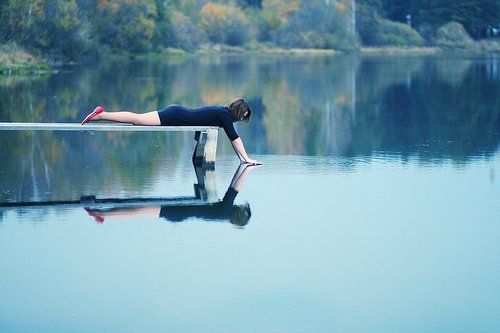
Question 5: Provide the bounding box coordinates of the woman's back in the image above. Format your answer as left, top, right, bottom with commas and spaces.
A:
158, 104, 239, 140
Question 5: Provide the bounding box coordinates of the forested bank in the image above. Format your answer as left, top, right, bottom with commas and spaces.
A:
0, 0, 499, 69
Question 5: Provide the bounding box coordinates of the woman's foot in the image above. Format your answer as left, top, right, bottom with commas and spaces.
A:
81, 106, 104, 124
85, 207, 105, 224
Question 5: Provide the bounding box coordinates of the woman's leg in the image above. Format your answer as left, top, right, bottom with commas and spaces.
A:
95, 110, 161, 126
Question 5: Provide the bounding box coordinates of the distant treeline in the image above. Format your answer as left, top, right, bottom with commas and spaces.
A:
0, 0, 498, 58
358, 0, 499, 45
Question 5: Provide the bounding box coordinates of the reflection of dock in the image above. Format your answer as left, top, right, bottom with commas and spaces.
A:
0, 122, 219, 166
1, 164, 257, 227
0, 165, 217, 208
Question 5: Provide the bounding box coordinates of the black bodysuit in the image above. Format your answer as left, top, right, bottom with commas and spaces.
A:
158, 104, 239, 141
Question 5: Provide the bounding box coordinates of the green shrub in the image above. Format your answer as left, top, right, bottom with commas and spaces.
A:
435, 22, 474, 50
0, 0, 83, 57
171, 11, 206, 51
477, 39, 500, 53
274, 0, 356, 50
373, 19, 425, 46
257, 0, 300, 41
255, 8, 281, 41
199, 2, 251, 46
94, 0, 156, 52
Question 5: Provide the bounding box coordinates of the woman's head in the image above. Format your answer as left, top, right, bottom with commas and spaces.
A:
227, 98, 251, 123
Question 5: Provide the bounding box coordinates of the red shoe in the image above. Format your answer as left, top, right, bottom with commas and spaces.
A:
81, 106, 104, 125
85, 207, 105, 224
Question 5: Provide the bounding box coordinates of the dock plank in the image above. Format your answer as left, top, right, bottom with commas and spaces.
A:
0, 122, 218, 132
0, 122, 220, 165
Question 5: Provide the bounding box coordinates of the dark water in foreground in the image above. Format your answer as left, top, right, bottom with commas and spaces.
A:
0, 55, 499, 332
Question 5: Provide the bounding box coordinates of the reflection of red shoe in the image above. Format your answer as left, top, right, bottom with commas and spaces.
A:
85, 207, 105, 224
81, 106, 104, 125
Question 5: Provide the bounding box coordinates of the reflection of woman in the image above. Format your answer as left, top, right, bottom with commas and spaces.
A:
159, 188, 248, 226
85, 164, 260, 227
81, 98, 261, 165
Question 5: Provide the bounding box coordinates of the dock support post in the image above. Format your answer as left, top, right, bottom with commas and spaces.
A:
193, 129, 218, 166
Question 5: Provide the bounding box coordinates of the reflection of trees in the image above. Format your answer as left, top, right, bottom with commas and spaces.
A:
262, 80, 304, 154
256, 56, 358, 155
0, 131, 170, 202
434, 58, 473, 86
351, 57, 427, 156
353, 57, 500, 162
1, 55, 498, 202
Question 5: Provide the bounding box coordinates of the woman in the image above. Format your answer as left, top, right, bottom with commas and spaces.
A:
81, 98, 262, 165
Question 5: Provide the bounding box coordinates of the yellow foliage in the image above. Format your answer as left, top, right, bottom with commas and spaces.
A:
33, 0, 45, 19
97, 0, 104, 9
98, 0, 116, 10
339, 0, 355, 11
262, 0, 300, 17
261, 0, 301, 30
199, 2, 250, 45
200, 3, 226, 21
336, 2, 346, 12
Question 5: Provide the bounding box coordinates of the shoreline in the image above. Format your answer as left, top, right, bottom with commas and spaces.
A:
0, 43, 50, 75
359, 46, 440, 55
1, 43, 498, 75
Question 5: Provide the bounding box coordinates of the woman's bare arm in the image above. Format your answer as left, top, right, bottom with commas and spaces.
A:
231, 137, 262, 165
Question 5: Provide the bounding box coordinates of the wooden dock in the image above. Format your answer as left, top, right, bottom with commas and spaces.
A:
0, 122, 219, 165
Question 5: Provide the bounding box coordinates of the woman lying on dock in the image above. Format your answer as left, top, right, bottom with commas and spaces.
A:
81, 98, 262, 165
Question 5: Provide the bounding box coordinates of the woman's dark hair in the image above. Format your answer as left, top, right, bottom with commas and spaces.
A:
227, 98, 251, 123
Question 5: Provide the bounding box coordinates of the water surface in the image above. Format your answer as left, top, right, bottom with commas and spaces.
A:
0, 54, 499, 332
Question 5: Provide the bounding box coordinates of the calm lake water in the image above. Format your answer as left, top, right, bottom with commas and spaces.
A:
0, 54, 499, 332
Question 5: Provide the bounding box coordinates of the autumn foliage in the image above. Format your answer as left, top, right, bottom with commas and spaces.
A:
199, 3, 251, 45
1, 0, 496, 57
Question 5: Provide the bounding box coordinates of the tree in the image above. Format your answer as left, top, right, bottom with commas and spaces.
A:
199, 2, 251, 45
382, 0, 499, 39
0, 0, 83, 57
275, 0, 356, 50
451, 0, 493, 38
0, 0, 45, 46
42, 0, 81, 56
356, 0, 384, 45
93, 0, 156, 52
236, 0, 263, 8
153, 0, 172, 47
